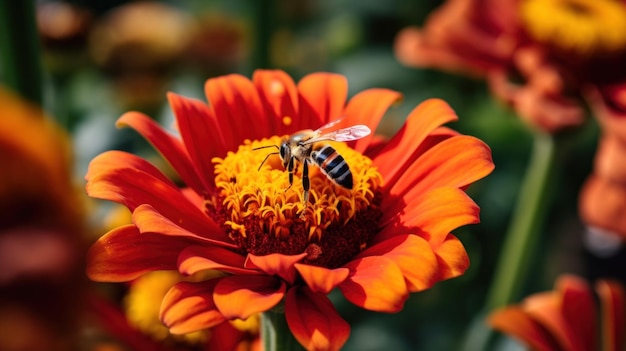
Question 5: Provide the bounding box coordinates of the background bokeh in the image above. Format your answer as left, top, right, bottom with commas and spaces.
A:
2, 0, 622, 350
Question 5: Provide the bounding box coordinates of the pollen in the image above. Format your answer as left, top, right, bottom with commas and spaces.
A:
521, 0, 626, 57
210, 136, 383, 268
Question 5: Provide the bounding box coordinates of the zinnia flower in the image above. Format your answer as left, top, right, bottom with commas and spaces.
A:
488, 274, 625, 351
86, 69, 494, 350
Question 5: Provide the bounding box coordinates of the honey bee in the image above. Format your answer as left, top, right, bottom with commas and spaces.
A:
254, 118, 371, 206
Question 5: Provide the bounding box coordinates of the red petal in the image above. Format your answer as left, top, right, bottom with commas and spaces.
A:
87, 158, 219, 241
381, 187, 480, 247
132, 204, 233, 248
596, 280, 626, 351
160, 280, 226, 334
206, 321, 248, 351
214, 275, 286, 319
205, 73, 268, 146
373, 99, 458, 183
285, 287, 350, 351
488, 307, 563, 351
178, 245, 255, 276
357, 234, 439, 292
168, 92, 226, 185
294, 264, 350, 294
87, 225, 187, 281
297, 72, 348, 129
385, 135, 494, 198
342, 88, 403, 153
253, 69, 299, 136
338, 256, 408, 312
116, 111, 209, 193
86, 150, 174, 187
245, 253, 307, 284
557, 276, 596, 351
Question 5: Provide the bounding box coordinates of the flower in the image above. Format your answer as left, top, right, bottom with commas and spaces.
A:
488, 274, 625, 351
86, 70, 494, 350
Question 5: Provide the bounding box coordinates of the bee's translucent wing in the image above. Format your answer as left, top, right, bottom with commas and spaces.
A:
302, 125, 371, 144
315, 117, 346, 133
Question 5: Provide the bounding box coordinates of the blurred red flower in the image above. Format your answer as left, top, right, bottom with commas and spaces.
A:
86, 70, 493, 350
489, 274, 625, 351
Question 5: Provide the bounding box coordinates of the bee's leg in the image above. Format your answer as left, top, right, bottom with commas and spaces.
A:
302, 159, 310, 205
286, 157, 294, 190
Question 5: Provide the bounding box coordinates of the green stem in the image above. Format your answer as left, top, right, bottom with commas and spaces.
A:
0, 0, 44, 106
261, 309, 303, 351
485, 133, 558, 310
251, 0, 273, 70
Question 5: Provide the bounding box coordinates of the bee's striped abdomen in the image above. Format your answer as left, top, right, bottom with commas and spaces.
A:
311, 145, 353, 189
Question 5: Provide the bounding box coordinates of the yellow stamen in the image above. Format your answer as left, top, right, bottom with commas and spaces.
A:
521, 0, 626, 56
212, 136, 382, 242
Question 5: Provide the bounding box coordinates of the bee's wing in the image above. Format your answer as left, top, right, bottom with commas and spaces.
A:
302, 125, 371, 144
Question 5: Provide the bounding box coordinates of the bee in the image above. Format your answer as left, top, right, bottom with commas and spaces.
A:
254, 118, 371, 206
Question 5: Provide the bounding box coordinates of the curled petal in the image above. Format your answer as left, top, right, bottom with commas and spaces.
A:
433, 234, 470, 281
488, 307, 562, 351
160, 280, 226, 334
245, 253, 307, 284
87, 225, 186, 282
214, 275, 286, 319
339, 256, 408, 312
358, 234, 440, 292
86, 150, 174, 187
297, 72, 348, 129
178, 245, 255, 276
374, 98, 459, 185
285, 286, 350, 351
294, 264, 350, 294
116, 111, 209, 193
557, 276, 596, 351
133, 204, 234, 248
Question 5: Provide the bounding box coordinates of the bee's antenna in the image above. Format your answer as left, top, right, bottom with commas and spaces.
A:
253, 145, 280, 171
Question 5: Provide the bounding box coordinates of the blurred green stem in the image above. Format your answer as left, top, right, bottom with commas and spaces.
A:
252, 0, 273, 70
0, 0, 44, 106
261, 310, 303, 351
486, 133, 558, 310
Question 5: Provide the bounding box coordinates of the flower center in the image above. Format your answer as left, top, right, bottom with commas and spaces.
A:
208, 135, 383, 268
520, 0, 626, 56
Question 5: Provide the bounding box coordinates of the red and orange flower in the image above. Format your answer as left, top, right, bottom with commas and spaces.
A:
86, 70, 494, 350
489, 274, 625, 351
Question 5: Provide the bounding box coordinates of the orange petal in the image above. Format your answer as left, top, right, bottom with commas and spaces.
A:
373, 99, 458, 184
178, 245, 255, 276
294, 264, 350, 294
357, 234, 440, 292
432, 234, 470, 281
253, 69, 299, 136
87, 225, 186, 281
524, 291, 578, 351
213, 275, 286, 319
285, 286, 350, 351
168, 92, 226, 182
488, 307, 563, 351
245, 253, 307, 284
87, 159, 219, 242
133, 204, 233, 248
297, 72, 348, 129
596, 280, 626, 351
338, 256, 408, 312
116, 111, 209, 193
381, 187, 480, 247
86, 150, 174, 186
386, 135, 494, 198
205, 73, 267, 146
160, 280, 227, 334
342, 88, 403, 153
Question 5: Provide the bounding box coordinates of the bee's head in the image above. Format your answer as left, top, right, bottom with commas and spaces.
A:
279, 142, 291, 167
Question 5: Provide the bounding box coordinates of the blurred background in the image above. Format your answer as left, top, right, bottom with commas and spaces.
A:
1, 0, 621, 350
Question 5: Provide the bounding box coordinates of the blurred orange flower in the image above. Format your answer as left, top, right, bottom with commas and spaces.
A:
395, 0, 626, 238
488, 274, 625, 351
86, 70, 494, 350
